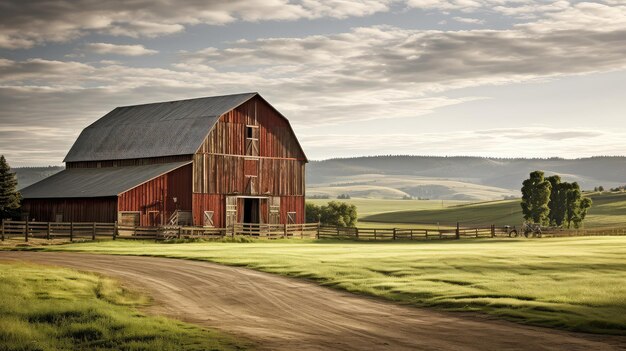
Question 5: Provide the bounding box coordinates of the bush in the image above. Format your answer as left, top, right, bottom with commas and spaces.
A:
306, 201, 357, 227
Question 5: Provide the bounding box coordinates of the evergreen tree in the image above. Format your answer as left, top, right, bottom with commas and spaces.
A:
0, 155, 21, 219
520, 171, 552, 225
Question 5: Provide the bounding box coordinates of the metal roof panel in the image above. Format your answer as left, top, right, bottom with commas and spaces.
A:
21, 162, 191, 198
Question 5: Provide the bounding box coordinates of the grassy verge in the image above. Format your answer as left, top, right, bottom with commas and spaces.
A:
31, 237, 626, 335
0, 262, 249, 351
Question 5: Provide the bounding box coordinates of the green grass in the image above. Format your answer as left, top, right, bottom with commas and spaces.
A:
0, 262, 249, 351
34, 237, 626, 335
362, 192, 626, 229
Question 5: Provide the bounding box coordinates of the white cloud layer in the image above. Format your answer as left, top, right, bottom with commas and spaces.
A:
86, 43, 158, 56
0, 0, 396, 49
0, 1, 625, 164
300, 127, 626, 159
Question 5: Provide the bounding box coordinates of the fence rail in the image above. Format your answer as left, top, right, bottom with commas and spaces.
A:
2, 220, 622, 243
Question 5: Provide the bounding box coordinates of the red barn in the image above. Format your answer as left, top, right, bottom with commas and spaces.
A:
21, 93, 307, 227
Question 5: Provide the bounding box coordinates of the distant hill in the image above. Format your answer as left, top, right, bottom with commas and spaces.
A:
13, 156, 626, 201
13, 166, 64, 189
307, 156, 626, 201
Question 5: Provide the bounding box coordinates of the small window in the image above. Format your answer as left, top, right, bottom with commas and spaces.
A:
246, 125, 259, 139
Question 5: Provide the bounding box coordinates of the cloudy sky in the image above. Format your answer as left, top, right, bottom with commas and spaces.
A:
1, 0, 625, 166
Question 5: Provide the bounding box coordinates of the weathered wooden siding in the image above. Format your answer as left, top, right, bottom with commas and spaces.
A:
196, 96, 306, 160
23, 198, 117, 223
67, 155, 192, 169
191, 194, 304, 227
280, 196, 305, 224
193, 154, 304, 196
192, 194, 224, 227
258, 158, 304, 196
191, 96, 306, 225
118, 164, 192, 225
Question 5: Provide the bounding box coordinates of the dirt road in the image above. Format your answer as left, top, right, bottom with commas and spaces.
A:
1, 252, 623, 351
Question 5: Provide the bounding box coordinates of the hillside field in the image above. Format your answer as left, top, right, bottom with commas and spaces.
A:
332, 192, 626, 229
29, 237, 626, 335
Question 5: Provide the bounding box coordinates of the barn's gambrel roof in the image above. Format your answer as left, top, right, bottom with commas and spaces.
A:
64, 92, 259, 162
21, 162, 191, 198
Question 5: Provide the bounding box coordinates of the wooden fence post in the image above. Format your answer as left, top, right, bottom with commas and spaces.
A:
393, 228, 397, 241
491, 225, 495, 238
316, 222, 320, 239
355, 227, 359, 240
70, 222, 74, 242
178, 226, 182, 239
24, 220, 29, 242
1, 219, 4, 241
92, 222, 96, 241
374, 229, 377, 240
113, 221, 118, 240
47, 222, 51, 240
455, 222, 460, 240
284, 223, 288, 238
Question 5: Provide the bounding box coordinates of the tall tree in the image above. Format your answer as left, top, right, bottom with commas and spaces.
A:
564, 182, 583, 228
575, 197, 593, 228
0, 155, 21, 219
546, 175, 564, 226
520, 171, 552, 225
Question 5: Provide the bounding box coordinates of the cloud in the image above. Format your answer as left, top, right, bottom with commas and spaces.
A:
86, 43, 158, 56
299, 128, 626, 159
0, 0, 396, 49
453, 17, 484, 24
1, 1, 625, 164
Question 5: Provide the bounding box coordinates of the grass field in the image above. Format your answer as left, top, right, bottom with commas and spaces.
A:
32, 237, 626, 335
0, 262, 248, 351
360, 192, 626, 229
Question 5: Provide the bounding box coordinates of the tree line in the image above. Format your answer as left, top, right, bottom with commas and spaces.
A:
521, 171, 592, 228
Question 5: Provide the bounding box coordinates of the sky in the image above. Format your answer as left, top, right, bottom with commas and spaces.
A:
0, 0, 625, 167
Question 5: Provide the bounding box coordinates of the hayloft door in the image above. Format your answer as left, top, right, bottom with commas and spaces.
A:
225, 196, 237, 228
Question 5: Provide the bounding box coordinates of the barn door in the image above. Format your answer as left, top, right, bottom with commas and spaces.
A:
203, 211, 214, 227
225, 196, 237, 228
148, 211, 160, 226
269, 197, 280, 224
287, 212, 296, 225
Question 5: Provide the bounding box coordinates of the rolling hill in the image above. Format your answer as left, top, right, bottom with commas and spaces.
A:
307, 156, 626, 200
362, 192, 626, 229
12, 156, 626, 201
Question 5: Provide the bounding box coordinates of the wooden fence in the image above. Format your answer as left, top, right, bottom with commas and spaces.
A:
0, 220, 321, 242
3, 220, 620, 243
318, 224, 504, 240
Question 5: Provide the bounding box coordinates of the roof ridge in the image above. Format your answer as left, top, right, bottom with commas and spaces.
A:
115, 92, 258, 109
